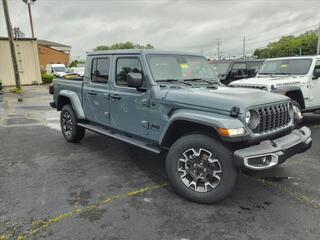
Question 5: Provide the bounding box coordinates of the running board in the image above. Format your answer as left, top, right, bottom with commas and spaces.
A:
78, 123, 161, 154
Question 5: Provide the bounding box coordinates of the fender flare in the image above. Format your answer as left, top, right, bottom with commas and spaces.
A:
159, 109, 245, 146
57, 90, 86, 119
272, 86, 305, 108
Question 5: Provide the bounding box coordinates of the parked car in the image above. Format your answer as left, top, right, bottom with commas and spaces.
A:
210, 59, 264, 85
50, 50, 311, 204
229, 56, 320, 117
65, 67, 85, 77
46, 64, 67, 77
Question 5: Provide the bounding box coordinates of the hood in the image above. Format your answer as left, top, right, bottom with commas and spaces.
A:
164, 86, 289, 113
230, 75, 307, 89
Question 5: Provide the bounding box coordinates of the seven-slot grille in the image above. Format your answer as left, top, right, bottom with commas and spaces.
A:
252, 102, 292, 134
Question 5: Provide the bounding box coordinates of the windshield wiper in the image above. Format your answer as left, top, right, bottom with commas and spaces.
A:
157, 79, 192, 86
259, 73, 273, 75
274, 73, 292, 76
183, 78, 220, 85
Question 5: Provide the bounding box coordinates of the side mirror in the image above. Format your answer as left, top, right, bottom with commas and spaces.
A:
127, 72, 143, 88
313, 69, 320, 80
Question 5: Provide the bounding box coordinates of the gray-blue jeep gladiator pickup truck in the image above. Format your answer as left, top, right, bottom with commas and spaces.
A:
50, 50, 312, 203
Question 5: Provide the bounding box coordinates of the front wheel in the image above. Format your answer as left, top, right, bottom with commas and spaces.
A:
60, 104, 85, 143
166, 134, 238, 204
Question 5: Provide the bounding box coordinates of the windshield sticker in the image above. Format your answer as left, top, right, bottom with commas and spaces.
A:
281, 64, 288, 68
180, 63, 189, 69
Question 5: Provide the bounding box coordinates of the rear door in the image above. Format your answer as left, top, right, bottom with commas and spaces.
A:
109, 55, 150, 137
83, 56, 111, 125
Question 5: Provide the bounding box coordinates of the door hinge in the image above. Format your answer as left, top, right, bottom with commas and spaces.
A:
141, 120, 149, 129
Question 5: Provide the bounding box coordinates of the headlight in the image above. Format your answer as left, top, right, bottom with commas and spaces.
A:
245, 110, 260, 129
292, 103, 303, 121
245, 111, 251, 124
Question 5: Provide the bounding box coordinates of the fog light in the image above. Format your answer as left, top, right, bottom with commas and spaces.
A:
244, 154, 279, 170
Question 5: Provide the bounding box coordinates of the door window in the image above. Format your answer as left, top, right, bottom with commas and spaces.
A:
91, 58, 110, 83
231, 63, 247, 77
314, 60, 320, 70
116, 58, 142, 87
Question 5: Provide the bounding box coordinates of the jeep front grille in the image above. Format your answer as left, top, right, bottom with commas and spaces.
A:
253, 102, 292, 134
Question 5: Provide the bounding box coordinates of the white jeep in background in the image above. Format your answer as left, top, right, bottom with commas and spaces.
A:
230, 56, 320, 116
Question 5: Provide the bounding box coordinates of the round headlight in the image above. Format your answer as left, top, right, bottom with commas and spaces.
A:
245, 111, 251, 124
245, 110, 260, 129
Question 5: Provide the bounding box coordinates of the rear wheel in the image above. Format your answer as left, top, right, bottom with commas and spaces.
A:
166, 134, 238, 204
60, 104, 85, 143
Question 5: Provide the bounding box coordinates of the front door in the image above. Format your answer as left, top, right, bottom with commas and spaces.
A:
109, 56, 150, 137
83, 57, 111, 125
310, 60, 320, 107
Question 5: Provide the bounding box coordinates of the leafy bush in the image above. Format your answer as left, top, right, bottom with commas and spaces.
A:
42, 73, 54, 84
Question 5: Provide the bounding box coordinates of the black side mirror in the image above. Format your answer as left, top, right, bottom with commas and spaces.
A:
127, 72, 143, 88
313, 69, 320, 80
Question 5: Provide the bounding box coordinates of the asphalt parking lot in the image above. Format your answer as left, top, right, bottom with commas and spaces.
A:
0, 85, 320, 240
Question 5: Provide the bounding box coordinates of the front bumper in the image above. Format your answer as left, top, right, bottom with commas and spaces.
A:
234, 126, 312, 170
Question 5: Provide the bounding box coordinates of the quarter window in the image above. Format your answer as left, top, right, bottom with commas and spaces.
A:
91, 58, 110, 83
116, 58, 142, 87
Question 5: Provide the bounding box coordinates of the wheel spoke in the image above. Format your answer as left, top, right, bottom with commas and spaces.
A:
177, 147, 222, 193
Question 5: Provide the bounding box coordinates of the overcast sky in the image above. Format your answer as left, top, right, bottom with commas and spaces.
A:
1, 0, 319, 60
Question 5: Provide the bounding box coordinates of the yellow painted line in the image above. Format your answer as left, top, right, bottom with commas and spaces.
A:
255, 178, 320, 209
2, 183, 167, 240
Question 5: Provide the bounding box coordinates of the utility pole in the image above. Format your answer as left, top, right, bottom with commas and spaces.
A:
2, 0, 21, 89
299, 47, 302, 56
23, 0, 36, 38
243, 36, 246, 59
217, 39, 221, 60
317, 23, 320, 55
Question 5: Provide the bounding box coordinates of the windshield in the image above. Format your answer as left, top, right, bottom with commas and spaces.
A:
259, 59, 312, 75
147, 54, 219, 82
215, 62, 231, 75
66, 68, 74, 73
54, 67, 66, 72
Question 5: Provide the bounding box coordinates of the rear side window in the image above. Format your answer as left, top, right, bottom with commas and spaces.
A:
91, 58, 110, 83
232, 63, 246, 70
116, 58, 142, 87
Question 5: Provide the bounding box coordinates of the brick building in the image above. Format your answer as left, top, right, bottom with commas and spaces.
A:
37, 40, 71, 73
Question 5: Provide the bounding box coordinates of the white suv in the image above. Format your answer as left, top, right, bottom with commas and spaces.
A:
230, 56, 320, 115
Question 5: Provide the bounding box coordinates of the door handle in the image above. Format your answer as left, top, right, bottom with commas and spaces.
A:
110, 94, 121, 101
88, 91, 97, 96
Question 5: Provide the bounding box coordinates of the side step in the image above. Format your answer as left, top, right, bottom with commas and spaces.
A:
78, 123, 161, 154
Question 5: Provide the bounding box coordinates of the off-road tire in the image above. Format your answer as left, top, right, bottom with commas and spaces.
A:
60, 104, 85, 143
166, 134, 238, 204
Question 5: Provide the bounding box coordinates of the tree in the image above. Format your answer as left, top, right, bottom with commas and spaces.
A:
94, 41, 154, 51
253, 30, 318, 59
70, 60, 85, 68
